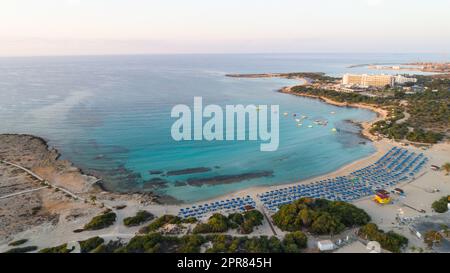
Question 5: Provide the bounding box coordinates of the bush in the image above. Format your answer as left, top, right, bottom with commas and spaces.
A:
110, 232, 306, 253
228, 213, 244, 225
116, 233, 165, 253
243, 210, 264, 224
432, 196, 449, 213
193, 211, 264, 235
143, 215, 182, 233
91, 240, 124, 253
310, 212, 345, 235
117, 233, 211, 253
123, 210, 154, 227
272, 198, 370, 235
84, 212, 117, 230
193, 214, 229, 234
8, 239, 28, 246
406, 129, 443, 144
358, 223, 408, 253
181, 217, 198, 224
282, 231, 308, 252
39, 244, 74, 253
79, 237, 105, 253
178, 235, 206, 253
5, 246, 38, 253
240, 210, 264, 234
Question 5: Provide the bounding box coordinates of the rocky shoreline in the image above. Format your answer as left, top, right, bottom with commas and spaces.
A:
0, 134, 162, 241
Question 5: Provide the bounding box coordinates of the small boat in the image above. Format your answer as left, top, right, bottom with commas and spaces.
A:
283, 112, 288, 116
314, 119, 328, 126
331, 128, 337, 132
308, 125, 313, 128
295, 118, 301, 122
330, 111, 336, 114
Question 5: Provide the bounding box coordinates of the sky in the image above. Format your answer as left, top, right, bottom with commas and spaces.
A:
1, 0, 449, 56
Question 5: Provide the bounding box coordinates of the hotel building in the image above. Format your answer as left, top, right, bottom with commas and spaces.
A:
394, 75, 418, 85
342, 74, 395, 88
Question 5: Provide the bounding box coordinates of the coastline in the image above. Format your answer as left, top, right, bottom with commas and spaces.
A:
279, 85, 389, 142
1, 79, 449, 251
153, 79, 393, 207
0, 80, 389, 207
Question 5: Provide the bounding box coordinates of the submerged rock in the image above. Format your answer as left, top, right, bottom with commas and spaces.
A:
166, 167, 211, 176
186, 171, 274, 187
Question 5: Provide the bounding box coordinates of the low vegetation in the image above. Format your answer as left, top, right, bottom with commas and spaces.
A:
8, 239, 28, 247
358, 223, 408, 253
123, 210, 154, 227
113, 232, 308, 253
193, 210, 264, 234
83, 211, 117, 231
272, 198, 370, 235
432, 196, 450, 213
5, 246, 38, 253
140, 214, 183, 233
239, 210, 264, 234
90, 240, 124, 253
193, 213, 230, 234
282, 231, 308, 253
79, 236, 105, 253
39, 244, 74, 253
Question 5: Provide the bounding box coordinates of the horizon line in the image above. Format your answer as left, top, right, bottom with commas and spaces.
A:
0, 51, 448, 59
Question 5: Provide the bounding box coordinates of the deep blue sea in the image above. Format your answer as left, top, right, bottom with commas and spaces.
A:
0, 53, 442, 202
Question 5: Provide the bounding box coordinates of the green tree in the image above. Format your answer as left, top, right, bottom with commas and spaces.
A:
310, 212, 344, 235
283, 231, 308, 252
432, 196, 449, 213
298, 208, 313, 227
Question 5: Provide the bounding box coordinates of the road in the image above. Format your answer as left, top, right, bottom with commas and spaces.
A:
0, 159, 113, 210
0, 186, 47, 199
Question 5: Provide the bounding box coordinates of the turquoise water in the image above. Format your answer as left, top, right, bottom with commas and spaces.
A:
0, 53, 442, 202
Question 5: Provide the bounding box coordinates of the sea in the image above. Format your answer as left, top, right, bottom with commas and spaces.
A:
0, 53, 443, 202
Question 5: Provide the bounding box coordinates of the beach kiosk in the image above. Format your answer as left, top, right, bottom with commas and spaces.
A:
373, 189, 391, 204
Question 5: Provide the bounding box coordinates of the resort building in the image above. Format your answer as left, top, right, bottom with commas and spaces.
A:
342, 74, 417, 88
394, 75, 418, 85
342, 74, 395, 88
